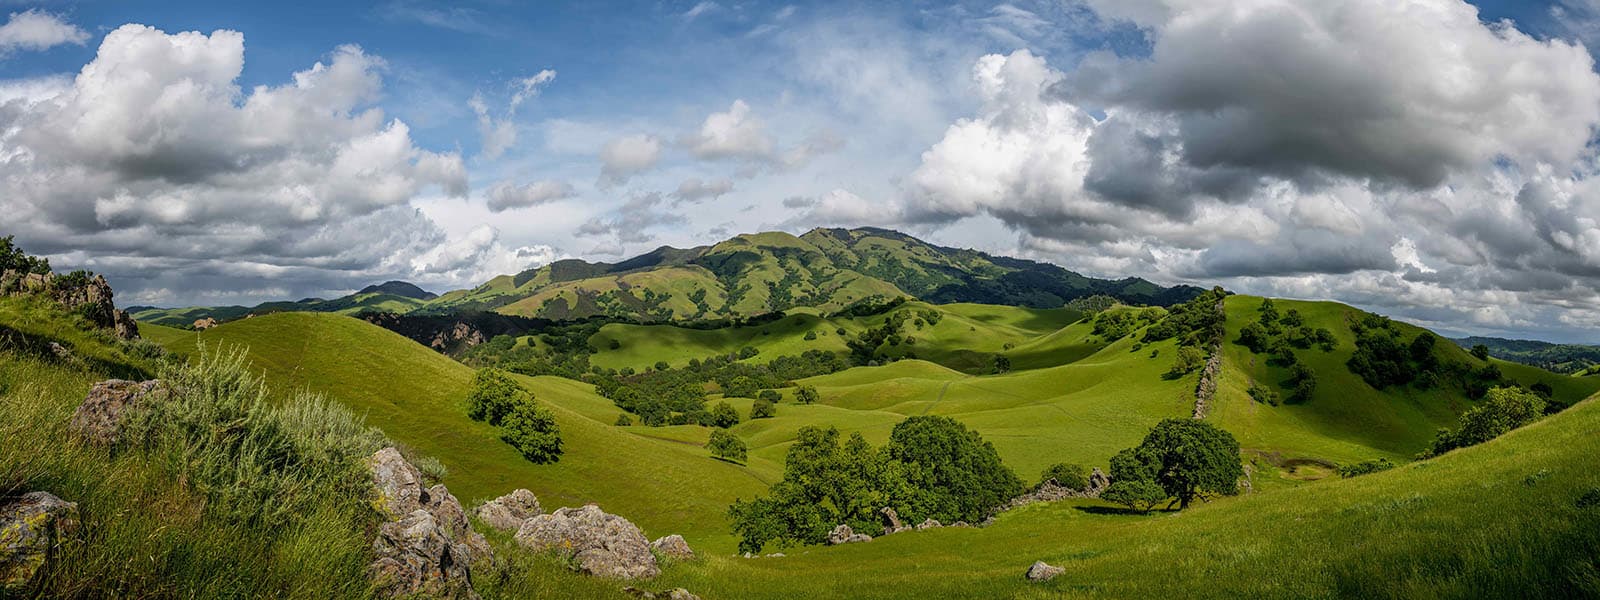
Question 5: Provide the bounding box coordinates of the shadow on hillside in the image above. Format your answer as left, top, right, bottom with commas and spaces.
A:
1072, 505, 1176, 517
0, 324, 152, 381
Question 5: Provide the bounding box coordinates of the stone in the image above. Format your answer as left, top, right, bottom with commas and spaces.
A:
1, 492, 79, 590
69, 379, 168, 446
826, 524, 871, 545
112, 310, 140, 340
192, 317, 218, 330
623, 587, 701, 600
368, 447, 428, 518
1025, 561, 1064, 582
880, 506, 906, 534
649, 534, 695, 560
423, 485, 492, 563
916, 518, 942, 530
368, 509, 478, 599
514, 505, 659, 579
476, 489, 541, 532
1087, 468, 1110, 497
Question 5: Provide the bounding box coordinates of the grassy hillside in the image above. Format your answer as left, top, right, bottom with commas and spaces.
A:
150, 313, 768, 550
1209, 296, 1600, 465
1454, 335, 1600, 374
130, 291, 429, 328
654, 390, 1600, 599
585, 301, 1081, 374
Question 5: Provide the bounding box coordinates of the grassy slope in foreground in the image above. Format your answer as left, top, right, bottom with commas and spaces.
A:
148, 313, 767, 550
656, 391, 1600, 599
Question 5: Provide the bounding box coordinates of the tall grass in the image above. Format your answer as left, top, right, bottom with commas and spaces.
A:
0, 343, 384, 599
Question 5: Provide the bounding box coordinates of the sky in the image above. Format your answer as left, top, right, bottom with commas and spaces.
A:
2, 0, 1600, 343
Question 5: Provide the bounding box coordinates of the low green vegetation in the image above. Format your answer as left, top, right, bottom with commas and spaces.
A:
1424, 386, 1546, 458
1038, 463, 1088, 489
467, 367, 563, 464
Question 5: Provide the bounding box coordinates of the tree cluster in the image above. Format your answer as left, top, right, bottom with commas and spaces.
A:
1424, 386, 1545, 457
466, 368, 563, 464
0, 235, 50, 275
728, 416, 1023, 553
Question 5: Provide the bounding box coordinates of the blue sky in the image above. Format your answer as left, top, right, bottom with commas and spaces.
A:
3, 0, 1600, 343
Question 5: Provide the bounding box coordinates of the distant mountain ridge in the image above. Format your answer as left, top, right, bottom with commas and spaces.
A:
422, 227, 1203, 321
131, 227, 1203, 327
1453, 336, 1600, 375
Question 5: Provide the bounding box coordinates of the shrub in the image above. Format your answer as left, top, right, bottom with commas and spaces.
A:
992, 355, 1011, 374
1471, 344, 1490, 361
750, 398, 776, 419
1337, 458, 1395, 478
1040, 463, 1089, 490
500, 397, 563, 464
711, 401, 741, 428
804, 330, 817, 341
466, 367, 522, 425
1248, 382, 1279, 406
708, 429, 747, 462
795, 385, 820, 404
739, 346, 760, 359
615, 413, 633, 426
757, 389, 782, 403
1101, 480, 1167, 513
1169, 346, 1204, 376
609, 339, 621, 350
654, 361, 670, 371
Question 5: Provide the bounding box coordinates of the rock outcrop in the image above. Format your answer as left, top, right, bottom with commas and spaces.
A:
366, 447, 489, 598
826, 524, 871, 545
916, 519, 942, 530
0, 270, 138, 340
1, 492, 79, 590
192, 317, 218, 331
69, 379, 169, 446
515, 505, 659, 580
1086, 467, 1110, 496
1192, 297, 1226, 419
1005, 467, 1112, 512
1025, 560, 1064, 582
430, 322, 486, 351
649, 534, 695, 560
476, 488, 542, 532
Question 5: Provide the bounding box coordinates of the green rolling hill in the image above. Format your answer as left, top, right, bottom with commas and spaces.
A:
127, 280, 438, 328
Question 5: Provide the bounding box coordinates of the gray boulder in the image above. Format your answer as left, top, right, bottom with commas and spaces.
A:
1025, 561, 1064, 582
624, 587, 701, 600
369, 447, 428, 518
879, 506, 907, 534
369, 509, 479, 599
515, 505, 659, 579
1, 492, 79, 590
1086, 468, 1110, 497
649, 534, 695, 560
916, 518, 942, 530
826, 524, 871, 545
476, 489, 541, 532
69, 379, 169, 446
423, 484, 491, 563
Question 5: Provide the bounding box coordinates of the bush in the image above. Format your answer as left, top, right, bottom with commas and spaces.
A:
886, 416, 1024, 524
992, 355, 1011, 374
615, 413, 633, 426
1101, 480, 1167, 513
654, 361, 670, 371
804, 330, 817, 341
757, 389, 782, 403
1169, 346, 1205, 376
711, 401, 741, 428
1040, 463, 1089, 490
795, 385, 820, 404
466, 367, 522, 425
1337, 458, 1395, 478
1247, 382, 1279, 406
708, 429, 747, 462
500, 398, 563, 464
750, 398, 776, 419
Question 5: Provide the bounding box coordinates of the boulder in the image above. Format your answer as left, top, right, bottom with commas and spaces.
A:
192, 317, 218, 330
1, 492, 79, 590
826, 524, 871, 545
1086, 468, 1110, 497
69, 379, 168, 446
369, 447, 428, 518
879, 506, 907, 534
515, 505, 659, 580
1025, 561, 1064, 582
365, 448, 492, 596
916, 519, 942, 530
649, 534, 695, 560
368, 509, 478, 599
476, 489, 542, 531
624, 587, 701, 600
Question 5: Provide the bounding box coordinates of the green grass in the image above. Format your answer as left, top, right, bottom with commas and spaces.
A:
152, 312, 768, 552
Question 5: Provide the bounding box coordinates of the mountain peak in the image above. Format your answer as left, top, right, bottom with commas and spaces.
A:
358, 281, 437, 300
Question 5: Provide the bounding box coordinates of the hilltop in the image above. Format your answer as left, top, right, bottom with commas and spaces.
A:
131, 228, 1202, 328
